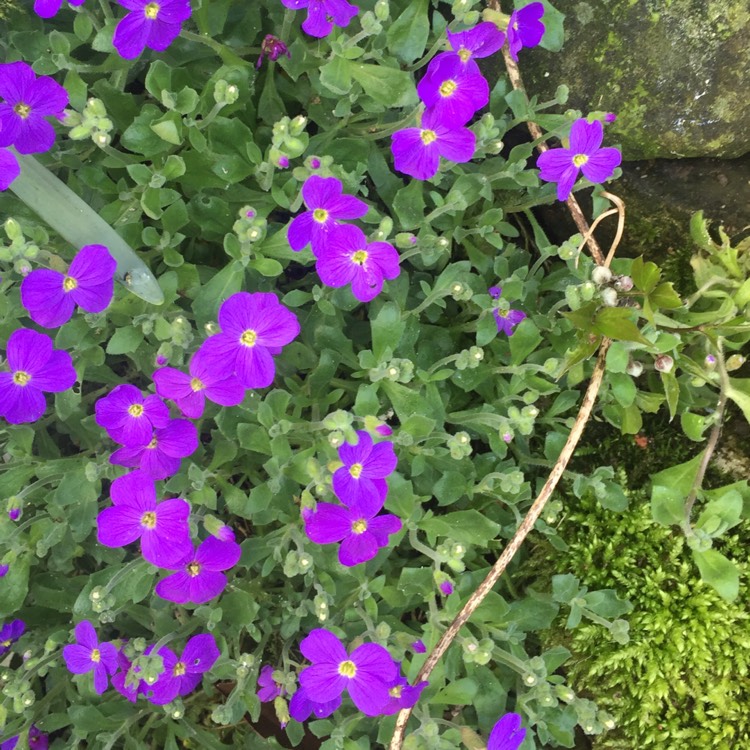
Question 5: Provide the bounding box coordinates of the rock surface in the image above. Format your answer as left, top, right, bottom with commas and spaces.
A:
521, 0, 750, 160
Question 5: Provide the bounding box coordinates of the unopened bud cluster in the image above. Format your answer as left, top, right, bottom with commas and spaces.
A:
232, 206, 268, 256
0, 218, 41, 272
65, 97, 114, 147
369, 358, 414, 383
269, 115, 309, 169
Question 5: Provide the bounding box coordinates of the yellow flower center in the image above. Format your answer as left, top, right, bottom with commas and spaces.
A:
141, 511, 157, 529
338, 660, 357, 678
12, 370, 31, 386
512, 21, 519, 30
351, 519, 367, 534
187, 562, 201, 577
240, 329, 257, 347
573, 153, 589, 167
146, 437, 158, 450
128, 404, 144, 418
63, 275, 78, 292
190, 377, 205, 392
439, 80, 457, 97
313, 208, 328, 223
173, 661, 186, 676
91, 648, 101, 663
1, 640, 11, 648
14, 102, 31, 119
420, 129, 437, 145
349, 462, 363, 479
144, 2, 160, 19
389, 685, 403, 698
457, 48, 471, 63
351, 250, 368, 266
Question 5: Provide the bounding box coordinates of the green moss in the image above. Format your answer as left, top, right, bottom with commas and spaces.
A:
538, 495, 750, 749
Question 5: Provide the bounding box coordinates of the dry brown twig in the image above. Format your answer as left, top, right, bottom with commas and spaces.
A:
389, 7, 625, 748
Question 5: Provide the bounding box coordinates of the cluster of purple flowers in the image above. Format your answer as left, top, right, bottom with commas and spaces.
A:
290, 629, 427, 719
280, 0, 358, 38
288, 175, 400, 302
62, 620, 219, 704
0, 61, 69, 191
303, 430, 401, 566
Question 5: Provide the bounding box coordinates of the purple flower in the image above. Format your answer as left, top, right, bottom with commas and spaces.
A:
111, 651, 141, 703
1, 725, 48, 750
0, 62, 68, 154
605, 112, 617, 124
280, 0, 358, 38
257, 34, 291, 68
288, 686, 341, 722
537, 118, 622, 201
0, 329, 76, 425
391, 109, 476, 181
258, 665, 283, 702
155, 354, 168, 366
493, 308, 526, 336
34, 0, 85, 17
0, 620, 25, 655
332, 430, 398, 514
144, 634, 219, 705
0, 149, 20, 191
444, 22, 506, 74
375, 423, 392, 437
109, 418, 198, 480
507, 2, 545, 61
417, 55, 489, 127
488, 285, 502, 299
411, 639, 426, 654
213, 524, 235, 542
20, 244, 116, 328
112, 0, 192, 60
299, 629, 397, 716
488, 712, 526, 750
0, 565, 8, 578
439, 580, 454, 596
195, 292, 300, 389
62, 620, 118, 694
96, 471, 191, 566
154, 536, 241, 604
287, 175, 368, 254
95, 384, 170, 447
153, 349, 245, 419
8, 507, 20, 522
304, 501, 401, 566
309, 157, 321, 169
379, 672, 429, 715
316, 225, 400, 303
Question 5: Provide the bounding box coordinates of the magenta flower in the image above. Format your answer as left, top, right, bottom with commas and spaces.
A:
20, 244, 116, 328
299, 629, 397, 716
444, 22, 506, 75
144, 634, 219, 705
109, 418, 198, 480
95, 384, 170, 447
488, 712, 526, 750
257, 665, 283, 702
316, 225, 400, 303
537, 118, 622, 201
96, 471, 191, 567
289, 686, 341, 722
62, 621, 118, 694
257, 34, 291, 68
0, 62, 68, 154
375, 423, 392, 437
417, 55, 489, 127
111, 650, 141, 703
112, 0, 191, 59
34, 0, 85, 17
154, 536, 242, 605
280, 0, 358, 38
304, 501, 401, 566
411, 639, 426, 653
287, 175, 368, 254
439, 580, 454, 596
391, 109, 476, 180
195, 292, 300, 389
332, 430, 398, 514
507, 2, 545, 61
0, 620, 25, 655
380, 671, 429, 715
494, 308, 526, 336
0, 329, 76, 425
0, 149, 20, 191
0, 724, 48, 750
0, 564, 8, 578
153, 349, 245, 419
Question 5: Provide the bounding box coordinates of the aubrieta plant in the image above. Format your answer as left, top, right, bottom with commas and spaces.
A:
1, 0, 748, 749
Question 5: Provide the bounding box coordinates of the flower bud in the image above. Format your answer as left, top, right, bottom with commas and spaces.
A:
654, 354, 674, 373
726, 354, 746, 371
374, 0, 389, 19
626, 360, 643, 377
591, 266, 613, 286
614, 275, 634, 292
600, 287, 618, 307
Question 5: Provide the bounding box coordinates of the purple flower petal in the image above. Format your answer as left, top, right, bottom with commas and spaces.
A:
62, 643, 95, 674
97, 504, 145, 548
299, 663, 348, 702
182, 633, 220, 674
300, 628, 348, 664
20, 268, 73, 328
112, 11, 152, 59
580, 146, 622, 184
304, 503, 353, 544
488, 712, 527, 750
109, 470, 156, 506
338, 530, 379, 566
236, 344, 276, 389
569, 118, 603, 155
0, 148, 20, 191
195, 536, 242, 571
140, 498, 192, 566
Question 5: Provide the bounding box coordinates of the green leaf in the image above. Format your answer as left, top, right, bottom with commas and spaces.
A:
630, 255, 661, 294
696, 490, 743, 535
106, 326, 144, 355
605, 341, 630, 373
386, 0, 429, 63
726, 378, 750, 423
509, 318, 542, 365
609, 372, 636, 407
392, 179, 425, 230
680, 412, 708, 442
192, 261, 245, 325
692, 549, 739, 601
319, 56, 352, 95
371, 302, 405, 362
592, 307, 651, 345
0, 556, 29, 618
433, 471, 468, 506
649, 281, 682, 309
650, 452, 704, 525
661, 371, 680, 420
349, 63, 417, 107
420, 510, 500, 546
432, 678, 478, 705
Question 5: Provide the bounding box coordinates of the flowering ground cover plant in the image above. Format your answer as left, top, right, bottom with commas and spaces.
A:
1, 0, 749, 749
